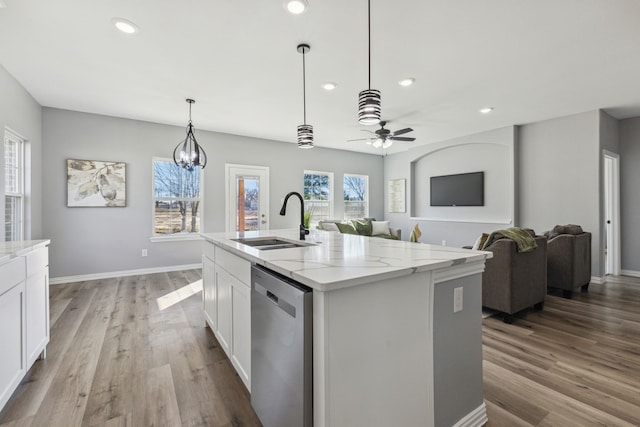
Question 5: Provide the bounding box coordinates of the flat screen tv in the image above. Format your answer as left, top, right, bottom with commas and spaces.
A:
430, 172, 484, 206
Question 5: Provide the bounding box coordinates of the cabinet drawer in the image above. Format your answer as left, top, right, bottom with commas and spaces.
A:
214, 247, 250, 286
203, 242, 215, 262
26, 247, 49, 277
0, 258, 26, 296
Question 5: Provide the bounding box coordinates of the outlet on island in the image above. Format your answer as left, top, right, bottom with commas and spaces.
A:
141, 249, 148, 257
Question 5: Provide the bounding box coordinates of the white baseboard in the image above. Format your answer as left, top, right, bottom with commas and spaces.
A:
590, 275, 606, 285
453, 402, 488, 427
621, 269, 640, 278
49, 263, 202, 285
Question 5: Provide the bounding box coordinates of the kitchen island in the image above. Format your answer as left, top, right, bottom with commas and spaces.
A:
201, 229, 491, 427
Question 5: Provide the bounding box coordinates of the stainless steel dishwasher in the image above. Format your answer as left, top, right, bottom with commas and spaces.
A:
251, 264, 313, 427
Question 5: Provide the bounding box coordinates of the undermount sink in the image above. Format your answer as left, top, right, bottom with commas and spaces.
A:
232, 236, 316, 251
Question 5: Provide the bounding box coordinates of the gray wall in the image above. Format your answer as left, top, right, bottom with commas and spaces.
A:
384, 126, 516, 248
620, 117, 640, 272
43, 108, 383, 278
0, 65, 43, 240
518, 110, 602, 276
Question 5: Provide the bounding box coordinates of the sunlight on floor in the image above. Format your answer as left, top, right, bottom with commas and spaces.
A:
156, 279, 203, 311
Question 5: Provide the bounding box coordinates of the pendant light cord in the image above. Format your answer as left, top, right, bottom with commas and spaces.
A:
302, 49, 307, 125
367, 0, 371, 90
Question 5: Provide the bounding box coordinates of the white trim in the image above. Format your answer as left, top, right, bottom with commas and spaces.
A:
149, 234, 203, 243
620, 269, 640, 279
410, 217, 513, 225
49, 263, 202, 285
590, 275, 606, 285
453, 402, 488, 427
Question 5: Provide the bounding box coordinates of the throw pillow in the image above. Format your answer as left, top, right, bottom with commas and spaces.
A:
371, 220, 391, 236
336, 222, 358, 235
472, 233, 490, 250
322, 222, 339, 232
351, 218, 373, 236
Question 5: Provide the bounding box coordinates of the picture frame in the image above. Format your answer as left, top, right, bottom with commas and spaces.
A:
67, 159, 126, 207
388, 178, 406, 213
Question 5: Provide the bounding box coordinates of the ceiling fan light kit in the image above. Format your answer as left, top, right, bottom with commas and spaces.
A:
297, 43, 314, 149
358, 0, 381, 126
173, 98, 207, 170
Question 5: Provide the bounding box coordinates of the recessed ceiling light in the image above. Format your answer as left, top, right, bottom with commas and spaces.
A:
284, 0, 309, 15
479, 107, 494, 114
398, 77, 415, 87
322, 82, 337, 91
111, 18, 139, 34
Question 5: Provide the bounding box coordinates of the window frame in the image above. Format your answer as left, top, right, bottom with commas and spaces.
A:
150, 157, 204, 242
343, 173, 369, 220
4, 129, 25, 242
303, 170, 334, 227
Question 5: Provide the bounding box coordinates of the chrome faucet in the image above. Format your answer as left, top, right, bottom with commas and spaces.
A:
279, 191, 309, 240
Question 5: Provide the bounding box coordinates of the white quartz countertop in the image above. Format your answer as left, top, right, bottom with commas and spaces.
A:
0, 239, 51, 265
201, 229, 491, 291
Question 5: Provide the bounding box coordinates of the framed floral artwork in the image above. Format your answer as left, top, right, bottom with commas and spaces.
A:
66, 159, 126, 207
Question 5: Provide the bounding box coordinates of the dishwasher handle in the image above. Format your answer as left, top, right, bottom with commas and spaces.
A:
255, 282, 297, 318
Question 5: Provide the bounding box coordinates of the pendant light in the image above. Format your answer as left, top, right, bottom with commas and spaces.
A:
173, 98, 207, 170
358, 0, 381, 125
297, 43, 314, 149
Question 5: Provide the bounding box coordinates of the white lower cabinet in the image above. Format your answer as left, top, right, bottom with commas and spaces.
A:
215, 267, 233, 356
202, 243, 251, 390
0, 243, 49, 413
230, 273, 251, 387
0, 270, 26, 412
202, 255, 217, 330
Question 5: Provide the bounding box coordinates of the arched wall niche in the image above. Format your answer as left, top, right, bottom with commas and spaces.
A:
409, 132, 516, 224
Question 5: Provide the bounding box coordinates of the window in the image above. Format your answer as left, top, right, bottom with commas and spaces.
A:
303, 170, 333, 226
153, 158, 202, 237
4, 130, 24, 241
343, 174, 369, 220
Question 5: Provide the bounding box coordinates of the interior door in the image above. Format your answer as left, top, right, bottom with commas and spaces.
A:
226, 164, 270, 232
603, 152, 620, 275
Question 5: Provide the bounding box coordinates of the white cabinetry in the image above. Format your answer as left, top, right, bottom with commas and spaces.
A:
25, 247, 49, 367
0, 242, 49, 412
202, 243, 251, 390
0, 258, 26, 412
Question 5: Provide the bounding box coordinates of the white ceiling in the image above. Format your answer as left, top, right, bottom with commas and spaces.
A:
2, 0, 640, 154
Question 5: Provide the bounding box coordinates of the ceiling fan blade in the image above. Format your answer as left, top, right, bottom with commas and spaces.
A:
347, 138, 374, 142
390, 136, 415, 142
392, 128, 413, 136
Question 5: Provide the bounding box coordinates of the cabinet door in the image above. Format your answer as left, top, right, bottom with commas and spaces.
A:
0, 282, 26, 411
202, 256, 217, 330
25, 267, 49, 367
231, 279, 251, 390
215, 268, 233, 357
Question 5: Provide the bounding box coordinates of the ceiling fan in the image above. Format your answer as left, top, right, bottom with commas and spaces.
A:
348, 121, 415, 149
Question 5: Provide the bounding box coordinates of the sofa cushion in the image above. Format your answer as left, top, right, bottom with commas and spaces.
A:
352, 218, 373, 236
545, 224, 584, 240
321, 222, 340, 232
336, 222, 358, 234
371, 220, 391, 236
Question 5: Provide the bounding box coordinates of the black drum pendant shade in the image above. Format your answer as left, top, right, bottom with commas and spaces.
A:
297, 43, 314, 149
358, 0, 381, 125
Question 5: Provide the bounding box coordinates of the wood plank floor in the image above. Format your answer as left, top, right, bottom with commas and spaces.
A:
1, 271, 639, 426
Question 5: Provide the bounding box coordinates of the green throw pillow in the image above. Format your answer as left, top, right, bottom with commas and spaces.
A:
351, 218, 372, 236
336, 222, 358, 234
